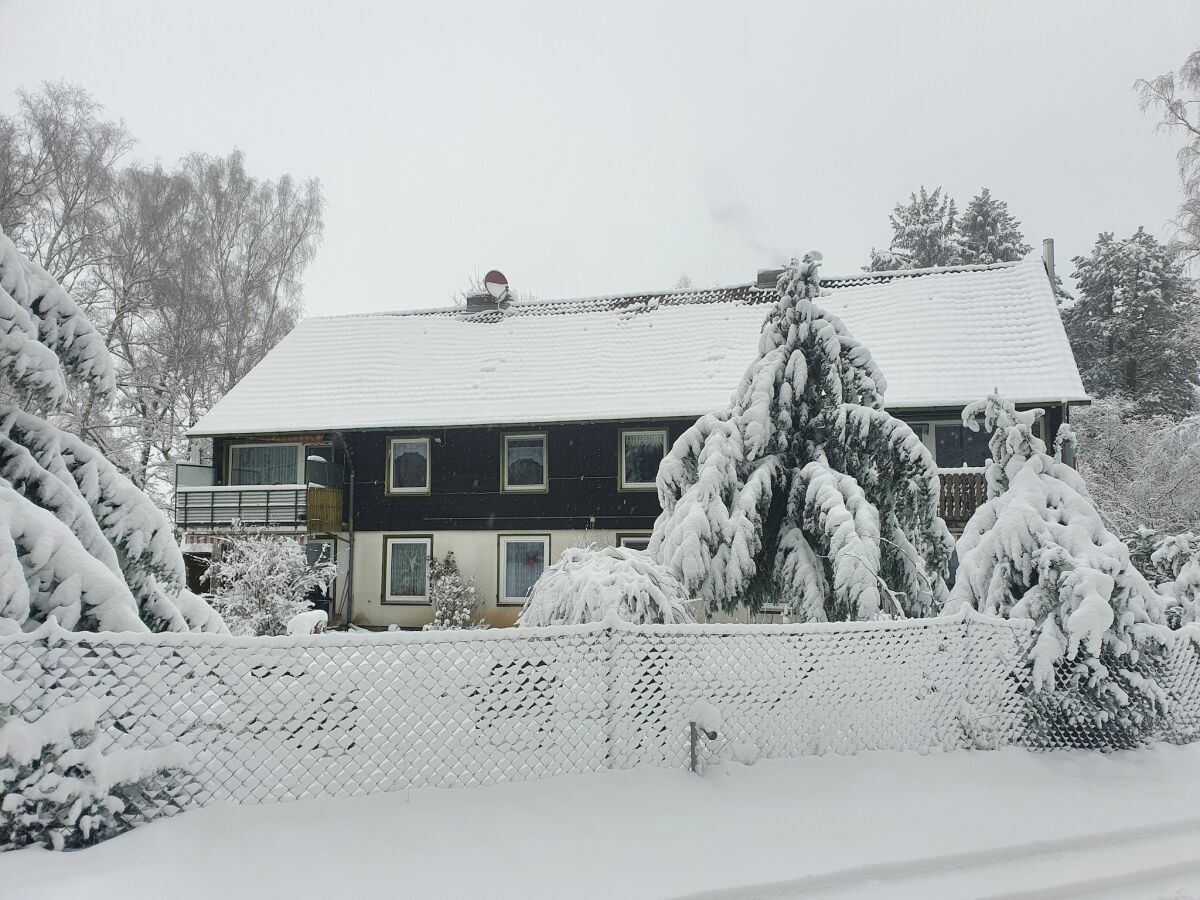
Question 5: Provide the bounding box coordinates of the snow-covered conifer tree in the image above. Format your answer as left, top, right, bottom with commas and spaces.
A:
1063, 228, 1200, 418
957, 188, 1032, 264
0, 226, 224, 633
868, 186, 964, 271
945, 394, 1171, 744
649, 254, 953, 621
424, 552, 486, 630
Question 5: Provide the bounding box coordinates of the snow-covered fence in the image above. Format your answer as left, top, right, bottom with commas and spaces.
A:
3, 612, 1200, 836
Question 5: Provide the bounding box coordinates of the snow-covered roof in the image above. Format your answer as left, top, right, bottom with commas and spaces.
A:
190, 256, 1088, 437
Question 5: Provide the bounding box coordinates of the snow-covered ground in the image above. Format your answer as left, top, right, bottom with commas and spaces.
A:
5, 745, 1200, 900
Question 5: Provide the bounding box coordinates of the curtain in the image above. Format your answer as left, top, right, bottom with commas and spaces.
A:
623, 432, 665, 484
504, 540, 545, 599
231, 445, 298, 485
389, 542, 428, 598
506, 438, 544, 487
391, 440, 429, 489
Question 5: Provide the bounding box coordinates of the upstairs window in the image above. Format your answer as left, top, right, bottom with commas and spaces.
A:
388, 437, 430, 495
620, 430, 667, 490
229, 443, 301, 485
385, 536, 431, 603
933, 424, 993, 469
499, 535, 550, 605
502, 434, 547, 492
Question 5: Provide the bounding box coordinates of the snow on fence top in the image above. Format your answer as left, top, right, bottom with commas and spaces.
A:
189, 256, 1087, 436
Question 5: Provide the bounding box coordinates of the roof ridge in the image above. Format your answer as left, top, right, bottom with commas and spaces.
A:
300, 257, 1032, 324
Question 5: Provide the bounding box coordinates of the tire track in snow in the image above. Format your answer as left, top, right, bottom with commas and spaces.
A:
673, 815, 1200, 900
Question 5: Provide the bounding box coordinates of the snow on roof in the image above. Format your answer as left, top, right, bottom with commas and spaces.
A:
189, 256, 1088, 437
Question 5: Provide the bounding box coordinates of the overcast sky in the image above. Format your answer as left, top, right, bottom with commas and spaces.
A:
4, 0, 1198, 316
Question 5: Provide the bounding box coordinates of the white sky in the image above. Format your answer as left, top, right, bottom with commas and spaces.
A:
3, 0, 1198, 317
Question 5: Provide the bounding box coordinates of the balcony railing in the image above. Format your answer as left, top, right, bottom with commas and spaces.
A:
175, 484, 343, 533
938, 469, 988, 530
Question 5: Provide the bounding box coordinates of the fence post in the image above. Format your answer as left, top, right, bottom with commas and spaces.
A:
603, 613, 619, 771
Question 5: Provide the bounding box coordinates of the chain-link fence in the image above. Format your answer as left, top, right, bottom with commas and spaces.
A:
3, 611, 1200, 832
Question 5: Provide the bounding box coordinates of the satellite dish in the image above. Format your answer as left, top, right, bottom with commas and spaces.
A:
484, 270, 509, 301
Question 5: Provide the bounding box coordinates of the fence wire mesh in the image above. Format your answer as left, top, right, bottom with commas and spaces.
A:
3, 611, 1199, 831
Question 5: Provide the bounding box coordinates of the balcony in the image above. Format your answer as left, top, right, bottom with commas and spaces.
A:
937, 469, 987, 531
174, 463, 343, 533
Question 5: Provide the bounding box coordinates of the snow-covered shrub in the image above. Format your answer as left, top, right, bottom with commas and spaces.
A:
205, 528, 337, 637
423, 552, 486, 631
1125, 529, 1200, 628
286, 609, 328, 635
0, 227, 224, 634
1071, 398, 1200, 537
519, 545, 695, 626
650, 254, 953, 621
945, 394, 1171, 746
0, 699, 190, 850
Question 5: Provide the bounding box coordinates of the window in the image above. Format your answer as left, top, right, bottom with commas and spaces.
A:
384, 536, 431, 603
499, 535, 550, 605
934, 423, 992, 469
229, 443, 301, 485
388, 438, 431, 495
502, 434, 547, 492
620, 430, 667, 490
617, 534, 652, 552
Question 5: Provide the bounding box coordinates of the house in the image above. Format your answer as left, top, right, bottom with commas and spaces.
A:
179, 247, 1087, 628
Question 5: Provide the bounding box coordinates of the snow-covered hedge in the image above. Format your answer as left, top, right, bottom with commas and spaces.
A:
0, 698, 190, 850
518, 545, 694, 626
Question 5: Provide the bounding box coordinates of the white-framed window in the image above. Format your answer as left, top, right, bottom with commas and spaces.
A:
619, 429, 667, 490
387, 437, 431, 495
384, 536, 432, 604
228, 443, 304, 486
498, 534, 550, 605
617, 533, 652, 552
502, 434, 547, 492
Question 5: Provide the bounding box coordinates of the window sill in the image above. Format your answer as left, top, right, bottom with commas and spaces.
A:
381, 598, 431, 606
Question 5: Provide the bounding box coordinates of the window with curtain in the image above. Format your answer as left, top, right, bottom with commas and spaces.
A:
386, 538, 430, 602
503, 435, 546, 491
229, 444, 300, 485
500, 536, 548, 603
621, 430, 667, 488
388, 438, 430, 493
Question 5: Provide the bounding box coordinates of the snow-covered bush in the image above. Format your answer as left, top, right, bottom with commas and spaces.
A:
650, 253, 953, 621
0, 227, 224, 634
1125, 529, 1200, 628
945, 394, 1171, 745
1071, 398, 1200, 537
423, 552, 486, 631
0, 698, 190, 850
519, 545, 695, 626
205, 528, 337, 637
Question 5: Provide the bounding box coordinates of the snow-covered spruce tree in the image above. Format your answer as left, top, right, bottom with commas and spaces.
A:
957, 188, 1032, 265
0, 698, 190, 850
205, 527, 337, 637
519, 545, 694, 626
0, 227, 223, 633
649, 254, 953, 621
1063, 228, 1200, 418
945, 394, 1171, 746
868, 186, 963, 271
1125, 528, 1200, 627
424, 552, 487, 630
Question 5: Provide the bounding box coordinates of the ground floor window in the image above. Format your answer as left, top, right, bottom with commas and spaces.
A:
384, 536, 431, 604
617, 533, 652, 552
499, 535, 550, 605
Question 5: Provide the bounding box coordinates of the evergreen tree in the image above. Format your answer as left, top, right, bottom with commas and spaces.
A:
1063, 228, 1200, 418
868, 186, 963, 271
0, 226, 224, 633
650, 254, 953, 621
958, 188, 1032, 264
946, 395, 1170, 746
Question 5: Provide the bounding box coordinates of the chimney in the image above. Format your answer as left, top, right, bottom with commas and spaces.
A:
756, 267, 785, 289
1042, 238, 1056, 284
